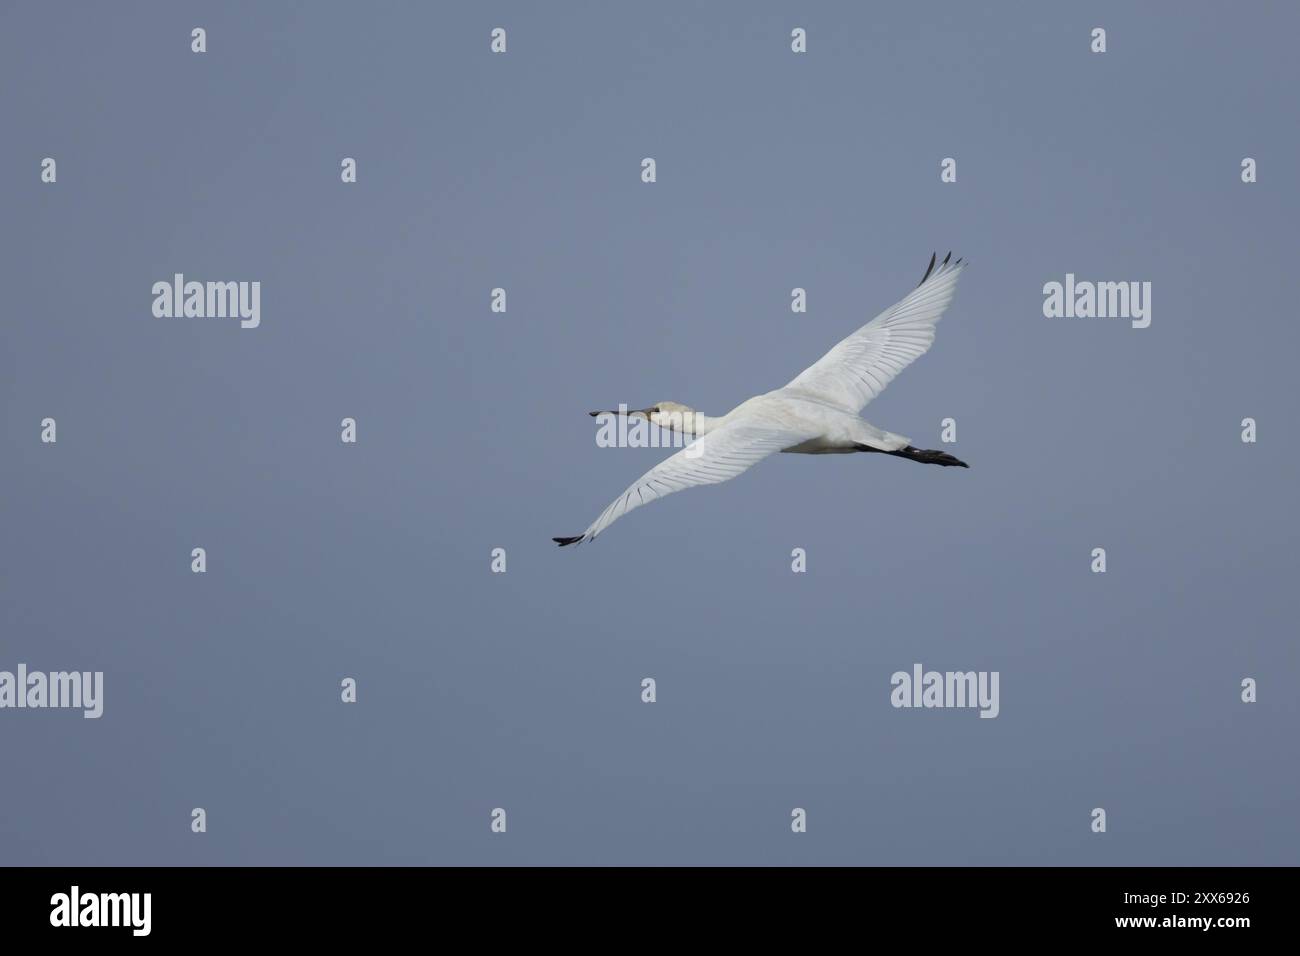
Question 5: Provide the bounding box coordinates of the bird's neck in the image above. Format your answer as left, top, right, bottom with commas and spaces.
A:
688, 412, 719, 436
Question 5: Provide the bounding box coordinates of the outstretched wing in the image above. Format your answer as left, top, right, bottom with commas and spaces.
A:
554, 421, 813, 545
783, 252, 966, 413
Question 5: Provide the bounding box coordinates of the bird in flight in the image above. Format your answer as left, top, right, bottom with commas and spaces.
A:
554, 252, 969, 546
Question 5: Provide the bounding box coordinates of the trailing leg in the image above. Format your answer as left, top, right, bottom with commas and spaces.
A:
855, 443, 969, 468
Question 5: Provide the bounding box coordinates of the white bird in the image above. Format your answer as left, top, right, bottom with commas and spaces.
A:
554, 252, 969, 546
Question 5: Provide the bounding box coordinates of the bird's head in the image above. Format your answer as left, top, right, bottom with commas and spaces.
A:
587, 401, 699, 433
647, 401, 697, 432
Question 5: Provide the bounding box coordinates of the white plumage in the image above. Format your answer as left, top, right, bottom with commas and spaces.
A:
555, 253, 968, 546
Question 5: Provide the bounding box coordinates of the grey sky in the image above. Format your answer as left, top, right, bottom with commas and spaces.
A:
1, 2, 1296, 865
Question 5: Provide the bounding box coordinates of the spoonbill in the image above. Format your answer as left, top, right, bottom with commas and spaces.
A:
554, 253, 969, 546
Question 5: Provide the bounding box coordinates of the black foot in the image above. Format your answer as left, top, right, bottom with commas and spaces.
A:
862, 444, 969, 468
897, 446, 969, 468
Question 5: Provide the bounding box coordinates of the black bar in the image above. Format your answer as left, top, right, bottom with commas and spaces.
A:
0, 866, 1283, 941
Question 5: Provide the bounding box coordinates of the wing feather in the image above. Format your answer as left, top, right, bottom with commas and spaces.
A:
554, 422, 812, 545
784, 253, 966, 412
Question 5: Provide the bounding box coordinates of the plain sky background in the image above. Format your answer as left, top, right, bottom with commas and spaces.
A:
2, 2, 1297, 865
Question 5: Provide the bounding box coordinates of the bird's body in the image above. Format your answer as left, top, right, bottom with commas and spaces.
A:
684, 389, 905, 454
555, 253, 969, 546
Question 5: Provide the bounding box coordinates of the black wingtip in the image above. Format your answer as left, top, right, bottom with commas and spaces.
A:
942, 251, 952, 265
918, 251, 937, 287
588, 411, 599, 417
553, 535, 584, 547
